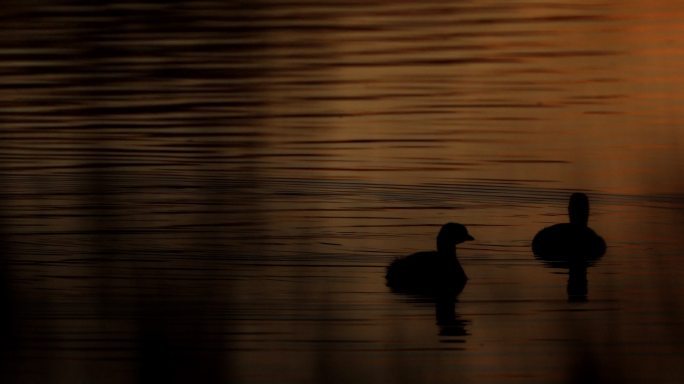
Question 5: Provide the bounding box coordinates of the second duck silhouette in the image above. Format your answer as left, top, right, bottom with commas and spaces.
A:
532, 193, 606, 301
386, 222, 474, 295
532, 192, 606, 261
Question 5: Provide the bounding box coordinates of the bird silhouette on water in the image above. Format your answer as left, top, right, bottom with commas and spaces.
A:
386, 222, 473, 295
532, 193, 606, 301
532, 192, 606, 261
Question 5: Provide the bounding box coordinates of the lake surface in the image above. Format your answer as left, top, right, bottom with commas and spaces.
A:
2, 1, 684, 383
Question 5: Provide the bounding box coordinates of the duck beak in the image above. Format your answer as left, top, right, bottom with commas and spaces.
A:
465, 234, 474, 241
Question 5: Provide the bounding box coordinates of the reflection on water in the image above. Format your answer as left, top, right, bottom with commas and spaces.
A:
566, 263, 589, 302
3, 0, 684, 383
435, 298, 470, 338
390, 294, 471, 340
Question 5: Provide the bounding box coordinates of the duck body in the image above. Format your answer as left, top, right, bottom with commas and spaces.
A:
532, 193, 606, 266
532, 223, 606, 262
386, 251, 467, 294
385, 223, 473, 295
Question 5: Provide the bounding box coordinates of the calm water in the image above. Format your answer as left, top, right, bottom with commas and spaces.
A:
3, 1, 684, 383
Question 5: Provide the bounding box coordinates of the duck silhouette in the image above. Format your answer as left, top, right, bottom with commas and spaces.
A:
532, 193, 606, 301
386, 222, 473, 295
532, 193, 606, 261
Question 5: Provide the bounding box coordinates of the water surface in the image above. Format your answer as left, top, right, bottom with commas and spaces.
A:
2, 1, 684, 383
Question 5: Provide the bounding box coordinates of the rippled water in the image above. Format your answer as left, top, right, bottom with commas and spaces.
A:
3, 1, 684, 383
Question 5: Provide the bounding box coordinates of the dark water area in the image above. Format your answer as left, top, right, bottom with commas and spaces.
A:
3, 1, 684, 383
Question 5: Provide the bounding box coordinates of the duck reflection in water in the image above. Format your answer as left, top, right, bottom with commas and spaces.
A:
532, 193, 606, 301
386, 223, 473, 336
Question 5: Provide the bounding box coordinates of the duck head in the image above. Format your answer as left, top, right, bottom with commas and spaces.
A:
437, 222, 474, 251
568, 193, 590, 226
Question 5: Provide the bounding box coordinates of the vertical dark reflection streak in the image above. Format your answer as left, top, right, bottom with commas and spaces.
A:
41, 3, 143, 383
57, 2, 265, 382
0, 135, 18, 384
564, 318, 626, 384
0, 4, 59, 381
